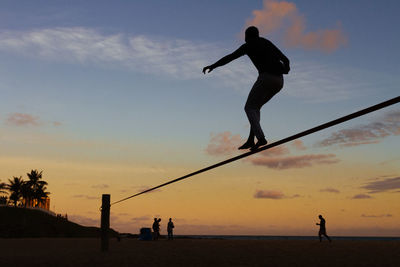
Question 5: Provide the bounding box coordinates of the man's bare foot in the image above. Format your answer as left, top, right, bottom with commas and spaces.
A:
238, 141, 255, 150
250, 138, 268, 151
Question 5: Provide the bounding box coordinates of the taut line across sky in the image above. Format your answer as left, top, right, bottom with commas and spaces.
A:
110, 96, 400, 206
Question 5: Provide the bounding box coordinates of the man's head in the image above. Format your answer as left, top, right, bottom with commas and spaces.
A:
245, 26, 259, 43
319, 215, 323, 219
169, 218, 172, 221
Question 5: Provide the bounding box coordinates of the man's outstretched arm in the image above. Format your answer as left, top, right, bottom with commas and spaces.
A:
203, 47, 245, 74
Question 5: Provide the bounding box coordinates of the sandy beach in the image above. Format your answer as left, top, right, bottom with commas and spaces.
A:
0, 238, 399, 267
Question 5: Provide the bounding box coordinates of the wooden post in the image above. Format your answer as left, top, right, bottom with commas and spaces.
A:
101, 194, 110, 252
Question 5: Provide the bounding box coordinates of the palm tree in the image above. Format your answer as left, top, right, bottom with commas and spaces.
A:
0, 196, 7, 205
0, 179, 7, 194
7, 176, 24, 207
26, 170, 46, 188
26, 170, 49, 207
20, 181, 32, 207
0, 180, 7, 205
33, 182, 50, 207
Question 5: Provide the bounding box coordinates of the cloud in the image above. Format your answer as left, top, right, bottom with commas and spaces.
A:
131, 215, 152, 223
259, 144, 290, 157
131, 185, 162, 194
254, 189, 300, 199
91, 184, 109, 189
248, 153, 339, 169
0, 27, 254, 91
0, 27, 382, 103
352, 194, 372, 199
72, 194, 99, 200
291, 139, 306, 150
205, 131, 339, 169
254, 190, 285, 199
361, 214, 393, 218
361, 176, 400, 194
205, 131, 243, 156
53, 121, 62, 127
6, 113, 40, 126
69, 214, 99, 226
245, 0, 347, 52
320, 187, 340, 193
318, 110, 400, 147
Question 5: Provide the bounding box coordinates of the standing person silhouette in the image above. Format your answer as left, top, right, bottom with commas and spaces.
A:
316, 215, 332, 242
152, 218, 161, 240
203, 26, 290, 151
167, 218, 175, 240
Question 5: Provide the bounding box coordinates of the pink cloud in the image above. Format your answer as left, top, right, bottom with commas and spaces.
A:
248, 154, 339, 169
205, 131, 291, 157
254, 190, 300, 199
361, 176, 400, 194
352, 194, 372, 199
206, 131, 339, 169
291, 139, 306, 150
320, 187, 340, 193
131, 185, 162, 194
254, 190, 285, 199
259, 144, 290, 157
361, 214, 392, 218
205, 131, 243, 156
319, 110, 400, 147
245, 0, 347, 52
6, 112, 40, 126
68, 214, 99, 227
131, 215, 152, 223
91, 184, 109, 189
72, 194, 99, 200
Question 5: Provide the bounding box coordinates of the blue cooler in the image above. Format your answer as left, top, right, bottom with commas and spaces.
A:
139, 227, 152, 241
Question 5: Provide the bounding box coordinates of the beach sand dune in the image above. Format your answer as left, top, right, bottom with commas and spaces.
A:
1, 238, 399, 266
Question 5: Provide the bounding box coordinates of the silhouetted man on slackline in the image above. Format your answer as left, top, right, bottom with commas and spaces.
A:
203, 26, 290, 151
316, 214, 332, 242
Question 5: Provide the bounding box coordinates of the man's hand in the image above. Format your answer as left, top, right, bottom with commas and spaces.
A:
203, 65, 214, 74
283, 64, 290, 74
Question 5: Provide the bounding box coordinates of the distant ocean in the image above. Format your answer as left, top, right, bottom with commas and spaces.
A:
176, 235, 400, 241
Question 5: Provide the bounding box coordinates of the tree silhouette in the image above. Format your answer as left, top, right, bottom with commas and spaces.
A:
33, 182, 50, 207
5, 170, 50, 208
0, 179, 7, 194
26, 170, 49, 207
0, 180, 7, 204
7, 176, 24, 207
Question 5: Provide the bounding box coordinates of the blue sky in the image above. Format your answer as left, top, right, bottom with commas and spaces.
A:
1, 0, 398, 167
0, 1, 399, 235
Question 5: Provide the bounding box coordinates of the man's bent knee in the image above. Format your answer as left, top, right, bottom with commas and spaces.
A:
244, 103, 260, 113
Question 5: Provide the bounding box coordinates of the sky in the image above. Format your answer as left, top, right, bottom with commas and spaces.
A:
0, 0, 399, 236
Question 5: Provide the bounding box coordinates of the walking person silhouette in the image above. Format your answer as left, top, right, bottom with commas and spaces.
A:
316, 215, 332, 242
203, 26, 290, 151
